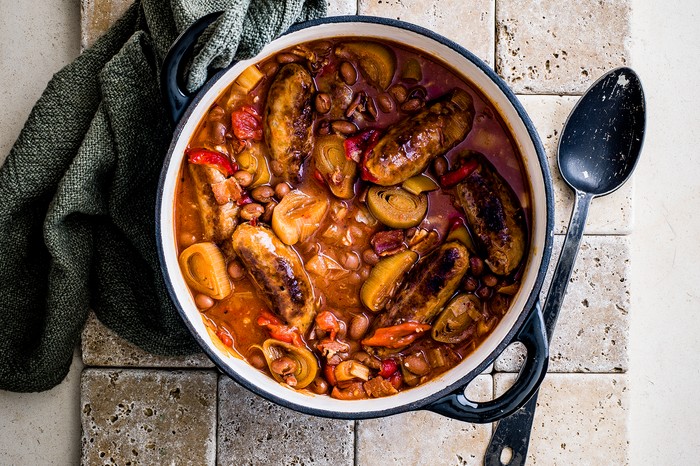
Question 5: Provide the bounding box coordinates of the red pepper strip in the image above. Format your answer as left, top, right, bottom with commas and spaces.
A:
231, 105, 263, 141
344, 129, 380, 163
324, 364, 338, 387
215, 330, 233, 347
315, 310, 341, 341
439, 160, 478, 188
256, 310, 304, 347
187, 149, 237, 177
362, 322, 432, 349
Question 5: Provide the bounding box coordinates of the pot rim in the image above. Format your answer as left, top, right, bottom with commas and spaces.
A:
156, 15, 554, 420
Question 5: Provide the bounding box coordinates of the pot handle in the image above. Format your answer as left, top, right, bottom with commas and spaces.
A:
161, 11, 223, 124
427, 301, 548, 423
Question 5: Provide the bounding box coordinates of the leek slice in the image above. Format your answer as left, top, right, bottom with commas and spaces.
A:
179, 242, 232, 300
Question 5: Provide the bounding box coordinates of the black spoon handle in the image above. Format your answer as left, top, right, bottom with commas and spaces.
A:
484, 189, 593, 466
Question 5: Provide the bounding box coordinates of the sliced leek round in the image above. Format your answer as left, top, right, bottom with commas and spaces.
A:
367, 186, 427, 229
334, 42, 397, 90
431, 294, 481, 344
313, 134, 357, 199
253, 339, 318, 389
236, 143, 271, 187
360, 250, 418, 312
179, 242, 232, 300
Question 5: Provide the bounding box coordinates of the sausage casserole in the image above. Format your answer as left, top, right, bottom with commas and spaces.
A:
174, 38, 530, 399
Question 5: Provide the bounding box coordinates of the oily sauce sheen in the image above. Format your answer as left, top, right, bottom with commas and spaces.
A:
175, 38, 531, 399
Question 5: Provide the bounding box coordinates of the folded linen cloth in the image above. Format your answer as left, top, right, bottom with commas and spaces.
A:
0, 0, 326, 392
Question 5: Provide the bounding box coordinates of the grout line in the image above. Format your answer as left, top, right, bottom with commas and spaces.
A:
214, 371, 220, 466
493, 0, 497, 71
353, 419, 359, 466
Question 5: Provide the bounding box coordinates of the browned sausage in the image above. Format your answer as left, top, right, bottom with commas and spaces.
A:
455, 152, 526, 276
263, 63, 315, 183
362, 88, 475, 185
231, 223, 316, 332
188, 164, 239, 243
371, 241, 471, 330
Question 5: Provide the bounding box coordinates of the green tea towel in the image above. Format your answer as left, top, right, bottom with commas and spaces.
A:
0, 0, 326, 392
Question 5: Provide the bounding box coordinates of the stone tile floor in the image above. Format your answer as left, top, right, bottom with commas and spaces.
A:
80, 0, 632, 464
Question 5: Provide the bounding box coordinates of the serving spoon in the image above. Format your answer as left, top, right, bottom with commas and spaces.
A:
484, 67, 646, 466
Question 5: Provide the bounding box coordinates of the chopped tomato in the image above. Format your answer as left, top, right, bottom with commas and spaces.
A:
187, 149, 237, 177
236, 192, 253, 206
256, 310, 304, 347
388, 371, 403, 390
231, 106, 263, 141
315, 311, 341, 341
378, 359, 398, 378
439, 160, 478, 188
361, 322, 432, 349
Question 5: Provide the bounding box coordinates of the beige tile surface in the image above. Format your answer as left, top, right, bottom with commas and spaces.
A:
494, 373, 629, 465
81, 0, 133, 49
496, 0, 631, 94
519, 94, 634, 235
82, 312, 214, 368
328, 0, 357, 16
359, 0, 495, 66
496, 235, 630, 373
81, 368, 218, 465
217, 378, 354, 465
356, 375, 492, 465
0, 350, 83, 465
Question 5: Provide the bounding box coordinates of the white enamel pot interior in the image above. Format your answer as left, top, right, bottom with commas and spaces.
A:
157, 16, 553, 420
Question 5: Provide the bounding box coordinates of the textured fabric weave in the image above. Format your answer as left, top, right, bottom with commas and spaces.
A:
0, 0, 326, 392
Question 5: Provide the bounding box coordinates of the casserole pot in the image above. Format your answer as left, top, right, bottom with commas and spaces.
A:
156, 14, 554, 423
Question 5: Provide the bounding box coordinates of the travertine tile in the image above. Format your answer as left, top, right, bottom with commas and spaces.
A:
327, 0, 357, 16
519, 95, 634, 235
496, 0, 631, 94
494, 373, 629, 465
81, 0, 133, 49
359, 0, 495, 67
495, 235, 629, 373
218, 378, 354, 465
81, 369, 218, 465
81, 312, 214, 368
356, 375, 492, 465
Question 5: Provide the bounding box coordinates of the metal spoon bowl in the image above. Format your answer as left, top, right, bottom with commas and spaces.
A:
485, 67, 646, 466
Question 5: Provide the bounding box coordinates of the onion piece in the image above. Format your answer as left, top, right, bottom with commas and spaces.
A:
178, 242, 232, 300
235, 65, 264, 93
271, 190, 329, 245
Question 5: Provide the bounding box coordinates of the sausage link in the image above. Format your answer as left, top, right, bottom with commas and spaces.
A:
362, 88, 475, 185
455, 152, 526, 276
231, 223, 316, 332
263, 63, 315, 183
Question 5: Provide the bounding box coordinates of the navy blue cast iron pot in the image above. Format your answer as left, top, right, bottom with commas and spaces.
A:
156, 13, 554, 423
